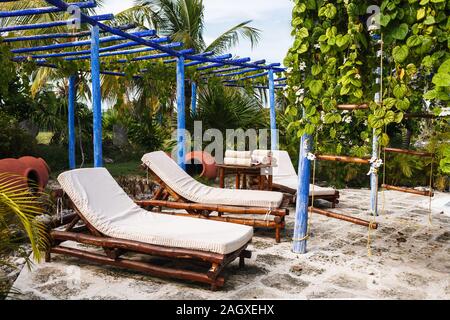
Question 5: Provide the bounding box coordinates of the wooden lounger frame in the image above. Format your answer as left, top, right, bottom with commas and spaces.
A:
137, 167, 289, 243
46, 199, 251, 290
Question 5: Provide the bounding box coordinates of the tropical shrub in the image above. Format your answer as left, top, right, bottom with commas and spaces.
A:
0, 173, 49, 298
0, 112, 36, 159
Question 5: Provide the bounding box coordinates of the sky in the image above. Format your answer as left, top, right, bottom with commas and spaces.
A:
98, 0, 294, 65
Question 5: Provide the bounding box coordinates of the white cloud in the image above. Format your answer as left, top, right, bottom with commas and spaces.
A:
98, 0, 134, 14
204, 0, 292, 23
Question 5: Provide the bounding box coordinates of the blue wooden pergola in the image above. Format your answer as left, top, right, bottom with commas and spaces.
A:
0, 0, 287, 168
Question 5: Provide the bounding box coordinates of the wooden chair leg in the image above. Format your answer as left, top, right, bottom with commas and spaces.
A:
275, 225, 281, 243
45, 251, 51, 262
239, 256, 245, 268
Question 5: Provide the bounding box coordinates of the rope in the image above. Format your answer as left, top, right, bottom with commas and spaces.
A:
428, 153, 434, 225
381, 125, 387, 218
56, 196, 64, 224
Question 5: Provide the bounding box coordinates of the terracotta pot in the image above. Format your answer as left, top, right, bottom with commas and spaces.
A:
18, 156, 50, 190
185, 151, 217, 180
0, 158, 39, 191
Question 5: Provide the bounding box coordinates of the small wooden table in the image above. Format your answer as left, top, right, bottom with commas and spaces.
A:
216, 163, 274, 190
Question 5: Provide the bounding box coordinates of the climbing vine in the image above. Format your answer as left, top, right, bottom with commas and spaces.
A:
284, 0, 450, 174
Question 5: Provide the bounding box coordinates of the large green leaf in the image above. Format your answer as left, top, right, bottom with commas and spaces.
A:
309, 80, 324, 96
391, 23, 409, 40
432, 73, 450, 87
392, 45, 409, 63
438, 59, 450, 74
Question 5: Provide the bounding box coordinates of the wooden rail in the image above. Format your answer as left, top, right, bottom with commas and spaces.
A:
51, 246, 225, 287
51, 230, 225, 263
310, 207, 378, 229
315, 154, 371, 164
384, 148, 433, 158
336, 103, 369, 110
136, 199, 288, 217
382, 184, 434, 197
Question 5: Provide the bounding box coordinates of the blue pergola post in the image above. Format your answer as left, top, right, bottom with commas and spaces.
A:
176, 56, 186, 170
370, 131, 379, 215
292, 134, 312, 254
91, 25, 103, 168
68, 75, 76, 170
191, 81, 197, 116
268, 69, 278, 150
369, 28, 382, 216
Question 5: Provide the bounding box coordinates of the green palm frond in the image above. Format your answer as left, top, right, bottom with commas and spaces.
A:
0, 173, 49, 262
204, 20, 261, 54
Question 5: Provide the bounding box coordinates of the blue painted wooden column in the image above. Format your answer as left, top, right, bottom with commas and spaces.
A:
68, 75, 76, 169
292, 134, 312, 254
370, 29, 382, 216
191, 81, 197, 116
370, 130, 379, 215
176, 56, 186, 170
268, 69, 278, 150
91, 25, 103, 167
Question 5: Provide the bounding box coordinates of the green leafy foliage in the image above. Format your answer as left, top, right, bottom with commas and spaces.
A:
284, 0, 450, 178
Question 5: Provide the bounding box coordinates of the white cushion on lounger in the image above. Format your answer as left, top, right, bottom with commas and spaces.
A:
141, 151, 283, 208
272, 151, 336, 196
58, 168, 253, 255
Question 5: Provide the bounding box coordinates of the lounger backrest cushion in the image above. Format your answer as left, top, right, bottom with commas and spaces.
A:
142, 151, 283, 208
58, 168, 145, 234
272, 151, 297, 177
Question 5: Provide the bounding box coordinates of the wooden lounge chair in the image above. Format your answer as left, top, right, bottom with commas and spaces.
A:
47, 168, 253, 290
271, 151, 340, 207
139, 151, 290, 243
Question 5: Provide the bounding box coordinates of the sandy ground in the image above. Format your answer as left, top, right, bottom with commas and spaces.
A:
6, 188, 450, 300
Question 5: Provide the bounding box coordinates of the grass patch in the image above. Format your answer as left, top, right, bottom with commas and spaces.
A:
36, 132, 53, 145
104, 161, 144, 177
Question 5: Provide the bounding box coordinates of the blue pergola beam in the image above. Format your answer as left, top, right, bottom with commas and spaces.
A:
66, 42, 183, 61
223, 71, 268, 82
214, 68, 260, 78
196, 57, 252, 71
115, 48, 194, 63
0, 14, 113, 33
0, 0, 96, 18
162, 51, 215, 64
184, 54, 232, 67
2, 24, 135, 43
224, 84, 285, 90
13, 36, 168, 60
11, 30, 156, 54
202, 60, 266, 75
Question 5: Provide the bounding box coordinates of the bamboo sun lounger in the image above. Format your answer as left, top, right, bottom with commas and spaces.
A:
271, 151, 340, 207
138, 151, 290, 243
47, 168, 253, 290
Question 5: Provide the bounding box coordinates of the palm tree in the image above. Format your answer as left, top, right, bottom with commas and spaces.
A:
116, 0, 261, 53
